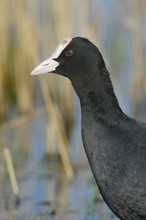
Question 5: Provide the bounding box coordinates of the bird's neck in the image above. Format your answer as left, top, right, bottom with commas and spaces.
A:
72, 68, 125, 126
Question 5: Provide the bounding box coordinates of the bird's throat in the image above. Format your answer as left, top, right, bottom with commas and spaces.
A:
73, 68, 124, 126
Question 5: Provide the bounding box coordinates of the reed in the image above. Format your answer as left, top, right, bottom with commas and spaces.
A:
0, 0, 146, 169
0, 0, 75, 134
0, 1, 146, 218
126, 0, 146, 119
0, 0, 76, 180
3, 147, 19, 198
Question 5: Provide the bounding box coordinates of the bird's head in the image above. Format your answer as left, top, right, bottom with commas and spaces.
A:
31, 37, 105, 85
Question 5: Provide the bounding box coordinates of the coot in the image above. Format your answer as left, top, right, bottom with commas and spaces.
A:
31, 37, 146, 220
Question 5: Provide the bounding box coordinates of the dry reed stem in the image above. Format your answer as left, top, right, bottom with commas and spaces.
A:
46, 123, 58, 155
3, 147, 19, 196
126, 0, 145, 117
10, 0, 35, 113
52, 0, 72, 39
39, 76, 74, 181
0, 107, 45, 132
0, 0, 9, 117
0, 0, 37, 115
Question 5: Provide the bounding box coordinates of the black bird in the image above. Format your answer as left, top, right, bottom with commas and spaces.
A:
31, 37, 146, 220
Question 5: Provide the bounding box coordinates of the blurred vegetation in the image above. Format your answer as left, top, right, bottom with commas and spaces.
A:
0, 0, 146, 219
0, 0, 146, 175
0, 0, 146, 123
0, 0, 146, 180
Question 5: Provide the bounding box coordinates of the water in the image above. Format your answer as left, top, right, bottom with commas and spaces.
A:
1, 0, 146, 219
0, 111, 120, 219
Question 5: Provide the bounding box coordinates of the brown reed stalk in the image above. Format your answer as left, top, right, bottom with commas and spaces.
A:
126, 0, 145, 118
0, 107, 45, 132
3, 147, 19, 197
11, 0, 35, 113
0, 0, 9, 118
39, 76, 74, 181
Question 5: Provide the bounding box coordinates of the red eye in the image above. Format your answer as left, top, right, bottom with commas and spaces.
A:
64, 50, 73, 57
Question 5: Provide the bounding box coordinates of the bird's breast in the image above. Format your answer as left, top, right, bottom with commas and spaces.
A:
81, 124, 146, 220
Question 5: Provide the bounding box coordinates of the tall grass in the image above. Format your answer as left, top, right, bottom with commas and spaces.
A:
0, 0, 146, 124
0, 0, 146, 207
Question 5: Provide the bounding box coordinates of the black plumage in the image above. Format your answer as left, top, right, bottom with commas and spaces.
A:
31, 37, 146, 220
